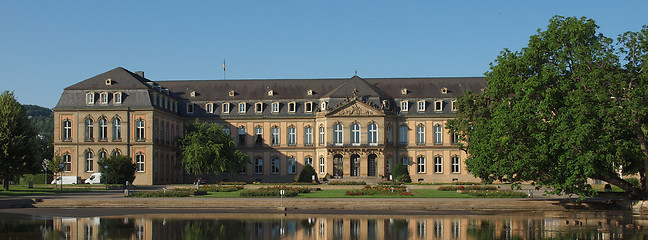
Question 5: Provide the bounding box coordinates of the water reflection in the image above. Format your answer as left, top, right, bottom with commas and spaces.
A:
1, 211, 648, 239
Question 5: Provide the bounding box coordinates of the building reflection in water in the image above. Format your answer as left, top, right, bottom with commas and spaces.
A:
18, 211, 648, 239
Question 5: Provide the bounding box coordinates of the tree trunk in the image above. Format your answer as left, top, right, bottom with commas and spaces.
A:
3, 178, 8, 191
633, 123, 648, 197
598, 174, 645, 199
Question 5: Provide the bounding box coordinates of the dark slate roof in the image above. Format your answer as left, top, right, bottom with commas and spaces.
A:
323, 75, 391, 98
65, 67, 153, 90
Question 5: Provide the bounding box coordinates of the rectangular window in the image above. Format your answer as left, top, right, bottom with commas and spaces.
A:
255, 127, 263, 145
272, 102, 279, 113
288, 102, 296, 112
86, 93, 95, 104
223, 103, 230, 113
287, 157, 296, 174
136, 153, 145, 172
402, 157, 408, 166
434, 156, 443, 173
288, 127, 296, 145
417, 157, 425, 173
63, 119, 72, 141
351, 124, 360, 146
206, 103, 213, 113
239, 102, 246, 113
399, 125, 408, 145
271, 127, 280, 145
400, 101, 408, 112
386, 125, 393, 144
187, 103, 194, 113
136, 119, 145, 141
271, 158, 280, 174
305, 102, 313, 112
319, 157, 325, 173
305, 157, 313, 166
255, 102, 263, 113
451, 131, 459, 145
451, 100, 457, 111
100, 92, 108, 104
333, 124, 343, 146
435, 100, 443, 111
417, 100, 425, 111
452, 156, 461, 173
368, 123, 378, 146
63, 154, 72, 172
85, 152, 93, 172
304, 127, 313, 146
99, 118, 108, 141
254, 158, 263, 174
112, 118, 121, 141
114, 92, 122, 104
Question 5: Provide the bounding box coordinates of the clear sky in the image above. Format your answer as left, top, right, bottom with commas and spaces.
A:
1, 1, 646, 108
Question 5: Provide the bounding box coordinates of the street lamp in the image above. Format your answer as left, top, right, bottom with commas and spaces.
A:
59, 163, 65, 191
104, 165, 108, 190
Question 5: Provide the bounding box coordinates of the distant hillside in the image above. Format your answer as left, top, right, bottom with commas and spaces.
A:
23, 104, 53, 139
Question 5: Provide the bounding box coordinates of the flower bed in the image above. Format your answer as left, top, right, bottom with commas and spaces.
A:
328, 180, 366, 185
346, 185, 413, 196
438, 185, 497, 191
239, 186, 311, 197
219, 181, 247, 185
467, 190, 528, 198
174, 185, 244, 192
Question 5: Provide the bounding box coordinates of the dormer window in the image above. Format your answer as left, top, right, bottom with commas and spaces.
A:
320, 102, 327, 111
99, 92, 109, 104
305, 102, 313, 113
268, 90, 274, 96
441, 87, 448, 94
401, 88, 408, 95
105, 78, 112, 86
206, 102, 214, 113
451, 100, 457, 111
255, 102, 263, 113
186, 103, 194, 113
435, 100, 443, 111
307, 89, 313, 96
239, 102, 246, 113
229, 90, 235, 97
400, 101, 409, 112
222, 102, 230, 113
190, 91, 196, 97
417, 100, 425, 112
113, 92, 122, 104
288, 102, 296, 113
86, 92, 95, 104
382, 100, 390, 110
272, 102, 279, 113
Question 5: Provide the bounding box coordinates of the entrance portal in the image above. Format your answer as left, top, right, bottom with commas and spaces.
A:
333, 154, 343, 177
368, 154, 377, 176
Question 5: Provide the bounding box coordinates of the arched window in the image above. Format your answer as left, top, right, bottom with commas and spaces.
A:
417, 156, 426, 173
451, 156, 461, 173
98, 150, 107, 162
112, 118, 121, 141
255, 126, 263, 145
98, 117, 108, 141
287, 125, 296, 146
287, 157, 296, 174
368, 123, 378, 146
62, 153, 72, 172
85, 151, 94, 172
135, 153, 145, 172
434, 125, 443, 144
304, 126, 313, 146
238, 126, 246, 145
85, 118, 94, 141
351, 123, 361, 146
333, 123, 343, 146
318, 125, 325, 146
271, 126, 280, 145
399, 124, 408, 145
254, 157, 264, 174
434, 156, 443, 173
416, 124, 425, 145
271, 157, 280, 174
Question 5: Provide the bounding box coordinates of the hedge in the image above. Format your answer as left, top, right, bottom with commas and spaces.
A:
129, 191, 191, 197
239, 186, 311, 197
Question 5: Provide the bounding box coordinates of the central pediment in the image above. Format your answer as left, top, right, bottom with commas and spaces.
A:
327, 100, 384, 117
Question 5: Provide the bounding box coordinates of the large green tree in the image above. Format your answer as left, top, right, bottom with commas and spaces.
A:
448, 16, 648, 198
98, 155, 136, 186
0, 91, 38, 191
178, 121, 248, 180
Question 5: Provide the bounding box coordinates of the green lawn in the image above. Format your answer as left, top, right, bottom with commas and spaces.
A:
198, 189, 475, 198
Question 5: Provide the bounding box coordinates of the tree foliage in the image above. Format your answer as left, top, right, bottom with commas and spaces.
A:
447, 16, 648, 198
178, 121, 248, 178
0, 91, 37, 191
295, 164, 317, 183
98, 155, 136, 185
392, 164, 411, 183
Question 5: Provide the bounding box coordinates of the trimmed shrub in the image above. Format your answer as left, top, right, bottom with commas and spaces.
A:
346, 185, 413, 196
467, 190, 528, 198
295, 164, 317, 183
239, 186, 311, 197
378, 181, 403, 187
20, 174, 51, 184
174, 185, 244, 192
438, 185, 497, 191
219, 182, 247, 185
391, 164, 411, 183
328, 180, 366, 185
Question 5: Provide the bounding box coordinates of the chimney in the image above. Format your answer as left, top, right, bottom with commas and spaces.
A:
135, 71, 145, 78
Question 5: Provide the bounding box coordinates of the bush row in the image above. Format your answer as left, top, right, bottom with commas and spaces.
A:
328, 180, 366, 185
130, 190, 191, 198
173, 185, 244, 192
219, 182, 247, 185
438, 185, 497, 191
239, 186, 311, 197
467, 190, 528, 198
346, 185, 413, 196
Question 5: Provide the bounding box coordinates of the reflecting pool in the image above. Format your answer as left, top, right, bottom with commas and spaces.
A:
2, 210, 648, 239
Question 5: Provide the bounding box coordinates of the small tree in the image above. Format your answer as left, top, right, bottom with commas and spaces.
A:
295, 164, 317, 183
47, 152, 64, 190
98, 155, 136, 186
392, 164, 411, 183
0, 91, 37, 191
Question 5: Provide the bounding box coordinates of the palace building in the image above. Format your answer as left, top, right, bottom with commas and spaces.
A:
53, 67, 486, 185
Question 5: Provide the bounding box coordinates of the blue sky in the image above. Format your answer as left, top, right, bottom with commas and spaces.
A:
1, 1, 646, 108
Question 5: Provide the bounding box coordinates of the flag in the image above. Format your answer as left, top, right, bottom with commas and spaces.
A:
223, 60, 226, 71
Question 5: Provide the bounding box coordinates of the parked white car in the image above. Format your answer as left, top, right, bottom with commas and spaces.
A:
51, 176, 80, 185
84, 173, 102, 184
